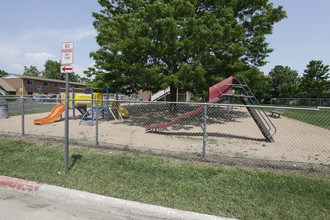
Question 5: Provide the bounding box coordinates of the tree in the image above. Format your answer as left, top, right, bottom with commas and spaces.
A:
23, 65, 40, 77
0, 69, 8, 78
300, 60, 329, 98
240, 67, 272, 102
87, 0, 286, 100
268, 65, 300, 98
42, 60, 80, 82
42, 60, 62, 80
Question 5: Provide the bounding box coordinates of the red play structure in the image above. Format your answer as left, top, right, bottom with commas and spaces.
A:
145, 75, 276, 142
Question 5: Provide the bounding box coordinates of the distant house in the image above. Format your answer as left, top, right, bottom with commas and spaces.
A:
139, 88, 191, 102
1, 74, 86, 96
0, 78, 16, 95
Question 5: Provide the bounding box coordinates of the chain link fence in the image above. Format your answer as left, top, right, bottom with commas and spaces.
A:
1, 96, 329, 168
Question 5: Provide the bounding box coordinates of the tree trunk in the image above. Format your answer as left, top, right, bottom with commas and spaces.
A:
169, 85, 177, 113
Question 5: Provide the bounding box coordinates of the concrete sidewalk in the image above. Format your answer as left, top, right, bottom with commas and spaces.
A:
0, 176, 234, 220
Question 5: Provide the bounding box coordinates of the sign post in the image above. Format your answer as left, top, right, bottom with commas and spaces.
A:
61, 42, 74, 173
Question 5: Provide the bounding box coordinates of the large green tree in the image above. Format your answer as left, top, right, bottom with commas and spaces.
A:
300, 60, 329, 98
268, 65, 300, 98
87, 0, 286, 100
23, 65, 40, 77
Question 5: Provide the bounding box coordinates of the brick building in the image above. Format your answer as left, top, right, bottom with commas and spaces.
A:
1, 74, 86, 96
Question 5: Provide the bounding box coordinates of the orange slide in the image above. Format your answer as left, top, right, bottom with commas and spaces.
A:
34, 104, 65, 125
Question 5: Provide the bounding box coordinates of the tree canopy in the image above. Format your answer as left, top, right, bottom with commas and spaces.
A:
23, 65, 40, 77
268, 65, 300, 98
300, 60, 329, 98
87, 0, 286, 100
42, 60, 62, 80
42, 60, 80, 82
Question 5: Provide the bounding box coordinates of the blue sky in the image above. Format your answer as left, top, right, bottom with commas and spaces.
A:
0, 0, 329, 78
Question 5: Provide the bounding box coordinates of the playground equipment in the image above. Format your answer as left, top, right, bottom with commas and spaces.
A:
145, 75, 276, 143
34, 104, 65, 125
34, 87, 129, 126
60, 87, 129, 126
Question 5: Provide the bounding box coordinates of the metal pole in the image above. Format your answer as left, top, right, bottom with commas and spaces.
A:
21, 98, 24, 136
59, 88, 62, 120
96, 100, 99, 146
91, 87, 94, 119
64, 72, 69, 172
116, 88, 118, 119
106, 87, 109, 122
202, 104, 207, 158
72, 87, 75, 120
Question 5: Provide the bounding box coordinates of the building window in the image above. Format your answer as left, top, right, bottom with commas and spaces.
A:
28, 92, 33, 95
55, 83, 59, 87
44, 82, 49, 87
27, 80, 33, 85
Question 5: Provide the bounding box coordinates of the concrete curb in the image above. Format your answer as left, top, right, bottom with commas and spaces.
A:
0, 176, 234, 220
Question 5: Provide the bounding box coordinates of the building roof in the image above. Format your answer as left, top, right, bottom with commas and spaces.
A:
2, 74, 86, 86
0, 78, 16, 92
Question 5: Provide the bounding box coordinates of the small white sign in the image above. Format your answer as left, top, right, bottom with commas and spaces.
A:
61, 42, 74, 65
61, 65, 73, 73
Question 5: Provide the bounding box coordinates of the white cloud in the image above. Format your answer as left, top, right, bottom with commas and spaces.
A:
0, 43, 24, 73
74, 62, 95, 78
0, 26, 97, 75
24, 52, 56, 63
20, 26, 97, 42
69, 29, 97, 41
0, 44, 22, 60
23, 52, 57, 70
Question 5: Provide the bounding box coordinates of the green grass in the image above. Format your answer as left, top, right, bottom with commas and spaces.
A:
0, 137, 329, 219
282, 109, 330, 129
9, 105, 56, 116
263, 106, 330, 130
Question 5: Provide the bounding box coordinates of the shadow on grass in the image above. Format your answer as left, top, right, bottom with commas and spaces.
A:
69, 154, 83, 170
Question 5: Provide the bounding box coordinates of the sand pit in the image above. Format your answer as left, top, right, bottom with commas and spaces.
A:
0, 105, 329, 166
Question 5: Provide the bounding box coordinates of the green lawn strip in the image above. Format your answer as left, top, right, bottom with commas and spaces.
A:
262, 106, 329, 130
0, 138, 329, 219
9, 105, 56, 116
282, 109, 330, 130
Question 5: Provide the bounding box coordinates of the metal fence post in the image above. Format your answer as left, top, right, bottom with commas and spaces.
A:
203, 104, 207, 158
21, 98, 24, 136
96, 100, 99, 146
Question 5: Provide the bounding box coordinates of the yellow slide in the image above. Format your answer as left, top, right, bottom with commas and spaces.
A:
34, 104, 65, 125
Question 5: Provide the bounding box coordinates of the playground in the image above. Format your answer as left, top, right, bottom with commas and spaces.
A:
1, 76, 329, 166
1, 101, 329, 165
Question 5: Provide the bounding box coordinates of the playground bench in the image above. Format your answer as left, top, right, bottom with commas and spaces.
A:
271, 108, 286, 118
